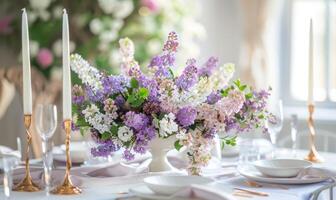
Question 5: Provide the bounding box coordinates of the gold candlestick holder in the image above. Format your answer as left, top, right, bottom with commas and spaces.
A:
13, 115, 40, 192
305, 104, 324, 163
52, 119, 81, 195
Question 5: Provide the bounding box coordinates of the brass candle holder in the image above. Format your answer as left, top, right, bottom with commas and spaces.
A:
13, 115, 40, 192
52, 119, 81, 195
305, 104, 324, 163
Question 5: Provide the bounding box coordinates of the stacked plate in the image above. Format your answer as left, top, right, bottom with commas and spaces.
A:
130, 175, 214, 199
239, 159, 330, 184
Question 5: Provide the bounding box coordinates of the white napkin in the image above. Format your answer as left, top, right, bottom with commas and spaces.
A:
174, 184, 236, 200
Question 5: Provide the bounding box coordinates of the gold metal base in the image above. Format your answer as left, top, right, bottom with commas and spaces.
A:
13, 115, 41, 192
304, 104, 324, 163
51, 174, 81, 195
52, 120, 81, 195
12, 174, 40, 192
305, 147, 324, 163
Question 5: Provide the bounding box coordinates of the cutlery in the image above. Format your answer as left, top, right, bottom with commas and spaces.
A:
244, 180, 289, 190
234, 187, 269, 196
233, 191, 253, 198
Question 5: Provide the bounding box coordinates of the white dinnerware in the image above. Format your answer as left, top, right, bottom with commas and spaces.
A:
143, 175, 213, 195
239, 165, 328, 184
54, 141, 88, 164
253, 159, 312, 178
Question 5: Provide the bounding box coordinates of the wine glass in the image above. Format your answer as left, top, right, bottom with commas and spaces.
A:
0, 154, 19, 199
266, 100, 284, 158
35, 104, 57, 196
290, 114, 298, 157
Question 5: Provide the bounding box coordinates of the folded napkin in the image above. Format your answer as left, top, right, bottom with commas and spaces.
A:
0, 167, 82, 188
0, 145, 20, 158
175, 184, 235, 200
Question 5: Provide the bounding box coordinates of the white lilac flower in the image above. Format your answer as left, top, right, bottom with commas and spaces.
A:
210, 63, 235, 90
99, 30, 118, 43
30, 40, 39, 57
111, 19, 124, 31
52, 6, 63, 19
118, 126, 134, 142
70, 54, 103, 92
157, 113, 178, 137
119, 38, 135, 61
29, 0, 51, 11
98, 0, 118, 14
82, 105, 111, 133
113, 0, 134, 19
52, 40, 62, 57
90, 18, 104, 35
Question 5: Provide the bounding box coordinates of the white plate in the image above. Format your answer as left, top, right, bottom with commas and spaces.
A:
130, 185, 173, 200
253, 159, 312, 177
54, 142, 88, 163
239, 165, 329, 184
144, 175, 213, 195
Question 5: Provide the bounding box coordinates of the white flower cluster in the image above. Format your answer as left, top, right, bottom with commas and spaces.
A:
210, 63, 235, 90
98, 0, 134, 19
117, 126, 134, 142
154, 113, 178, 137
70, 54, 103, 92
82, 105, 111, 133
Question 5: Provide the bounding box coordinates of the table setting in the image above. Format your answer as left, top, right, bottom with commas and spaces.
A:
1, 7, 336, 200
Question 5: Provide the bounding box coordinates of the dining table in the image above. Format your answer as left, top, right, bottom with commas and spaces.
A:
1, 148, 336, 200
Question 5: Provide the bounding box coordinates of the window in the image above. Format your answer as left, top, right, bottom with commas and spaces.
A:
281, 0, 336, 107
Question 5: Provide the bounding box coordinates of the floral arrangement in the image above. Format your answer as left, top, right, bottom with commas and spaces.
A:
71, 32, 272, 175
0, 0, 204, 78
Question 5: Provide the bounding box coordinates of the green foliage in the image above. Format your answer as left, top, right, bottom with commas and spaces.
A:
130, 78, 139, 89
174, 140, 183, 151
127, 87, 149, 108
220, 136, 237, 150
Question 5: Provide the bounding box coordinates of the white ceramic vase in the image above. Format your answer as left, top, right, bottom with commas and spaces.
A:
148, 135, 175, 172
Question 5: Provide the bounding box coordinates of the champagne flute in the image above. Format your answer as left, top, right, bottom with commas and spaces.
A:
35, 104, 57, 196
266, 100, 284, 158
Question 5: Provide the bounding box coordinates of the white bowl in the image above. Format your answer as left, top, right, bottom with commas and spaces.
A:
253, 159, 312, 178
144, 175, 213, 195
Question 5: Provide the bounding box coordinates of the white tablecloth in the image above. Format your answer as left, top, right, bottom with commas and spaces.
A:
1, 148, 336, 200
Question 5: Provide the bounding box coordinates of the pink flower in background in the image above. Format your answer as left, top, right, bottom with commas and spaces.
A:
141, 0, 159, 12
0, 16, 13, 34
37, 48, 53, 68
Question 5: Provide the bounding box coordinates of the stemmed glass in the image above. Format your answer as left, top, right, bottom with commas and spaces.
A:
266, 100, 284, 158
290, 114, 298, 157
0, 154, 19, 199
35, 104, 57, 196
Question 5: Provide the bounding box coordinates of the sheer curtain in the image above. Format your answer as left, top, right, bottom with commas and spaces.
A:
239, 0, 269, 89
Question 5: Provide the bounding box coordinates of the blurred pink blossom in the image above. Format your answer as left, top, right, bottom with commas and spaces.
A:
141, 0, 159, 12
0, 16, 13, 34
37, 48, 53, 68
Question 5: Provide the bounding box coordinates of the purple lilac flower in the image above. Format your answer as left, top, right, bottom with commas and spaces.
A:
102, 75, 130, 95
176, 106, 197, 127
206, 91, 222, 104
143, 101, 161, 115
138, 75, 159, 101
175, 59, 198, 91
163, 32, 179, 52
133, 145, 147, 154
85, 85, 105, 102
91, 140, 120, 157
198, 57, 219, 77
123, 149, 135, 161
124, 111, 149, 131
114, 95, 125, 108
72, 84, 85, 105
203, 128, 216, 139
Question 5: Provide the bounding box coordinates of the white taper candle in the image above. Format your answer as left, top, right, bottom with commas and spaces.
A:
22, 8, 32, 115
62, 9, 72, 120
308, 19, 314, 105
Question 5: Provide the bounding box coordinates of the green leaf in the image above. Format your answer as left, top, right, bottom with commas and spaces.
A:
174, 140, 183, 151
111, 125, 119, 136
239, 85, 247, 91
221, 87, 231, 97
76, 117, 90, 127
245, 93, 253, 99
130, 78, 139, 88
168, 68, 175, 78
138, 87, 149, 99
101, 132, 111, 140
234, 79, 241, 88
